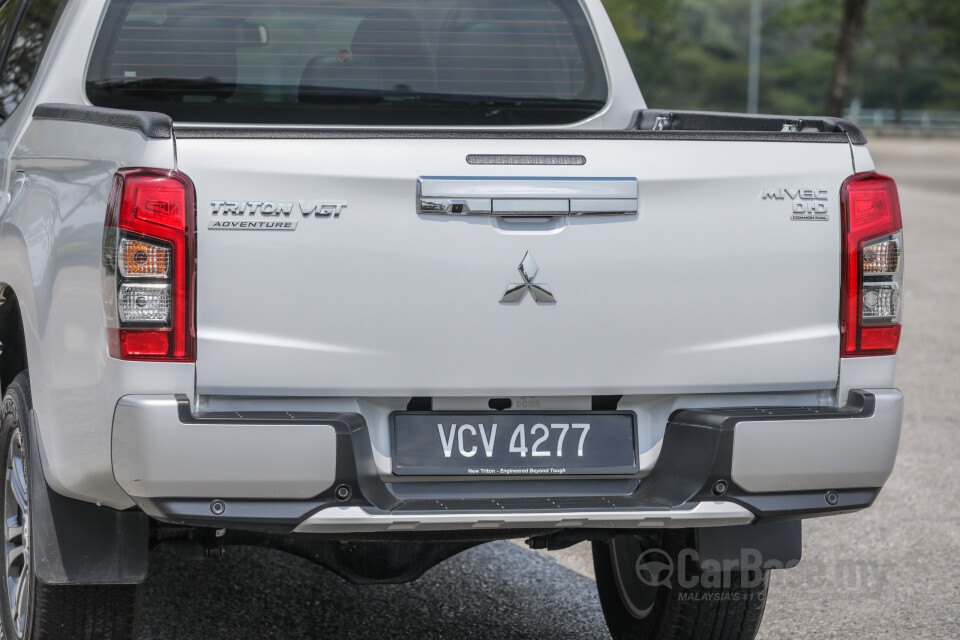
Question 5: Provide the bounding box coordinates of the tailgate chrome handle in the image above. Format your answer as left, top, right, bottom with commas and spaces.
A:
417, 177, 638, 216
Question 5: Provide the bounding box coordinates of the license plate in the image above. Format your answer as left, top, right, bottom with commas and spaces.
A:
391, 412, 637, 476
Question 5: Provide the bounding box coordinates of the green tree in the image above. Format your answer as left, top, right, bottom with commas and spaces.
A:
826, 0, 868, 117
601, 0, 960, 115
861, 0, 960, 119
604, 0, 759, 111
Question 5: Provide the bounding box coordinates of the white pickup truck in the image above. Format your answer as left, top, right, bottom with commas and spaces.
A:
0, 1, 904, 639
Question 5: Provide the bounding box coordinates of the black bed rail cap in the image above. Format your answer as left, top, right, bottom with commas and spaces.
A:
33, 103, 173, 139
634, 108, 867, 145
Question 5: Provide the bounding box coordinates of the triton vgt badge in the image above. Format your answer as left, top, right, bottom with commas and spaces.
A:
500, 252, 556, 304
761, 187, 829, 221
207, 200, 347, 230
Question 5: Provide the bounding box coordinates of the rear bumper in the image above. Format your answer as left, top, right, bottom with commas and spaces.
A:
730, 389, 902, 492
112, 396, 339, 500
111, 389, 902, 534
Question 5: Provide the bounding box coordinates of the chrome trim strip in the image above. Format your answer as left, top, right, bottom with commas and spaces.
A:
417, 177, 638, 216
492, 198, 570, 215
570, 198, 639, 215
293, 501, 754, 534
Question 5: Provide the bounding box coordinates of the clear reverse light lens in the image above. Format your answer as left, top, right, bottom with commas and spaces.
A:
862, 282, 900, 323
118, 283, 171, 323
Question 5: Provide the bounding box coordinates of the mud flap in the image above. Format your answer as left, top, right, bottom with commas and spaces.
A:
28, 410, 149, 585
696, 520, 802, 571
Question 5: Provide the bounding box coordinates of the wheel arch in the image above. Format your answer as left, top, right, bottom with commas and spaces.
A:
0, 284, 29, 395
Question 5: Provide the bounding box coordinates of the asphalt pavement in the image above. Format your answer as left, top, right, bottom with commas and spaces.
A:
133, 138, 960, 639
755, 137, 960, 638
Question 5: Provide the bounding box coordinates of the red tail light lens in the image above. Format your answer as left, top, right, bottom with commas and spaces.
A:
840, 172, 903, 357
102, 169, 196, 361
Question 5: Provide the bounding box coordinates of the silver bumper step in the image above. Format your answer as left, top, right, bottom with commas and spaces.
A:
293, 501, 754, 534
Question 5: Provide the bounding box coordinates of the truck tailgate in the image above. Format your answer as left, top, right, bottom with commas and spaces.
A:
176, 135, 850, 396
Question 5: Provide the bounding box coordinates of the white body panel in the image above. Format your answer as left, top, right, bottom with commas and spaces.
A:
184, 137, 851, 397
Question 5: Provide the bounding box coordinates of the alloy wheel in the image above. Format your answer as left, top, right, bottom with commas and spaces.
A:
4, 428, 30, 638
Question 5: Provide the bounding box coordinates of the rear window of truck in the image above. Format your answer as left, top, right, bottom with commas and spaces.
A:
85, 0, 608, 126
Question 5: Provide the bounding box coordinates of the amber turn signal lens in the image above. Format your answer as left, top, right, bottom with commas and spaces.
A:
119, 237, 171, 278
861, 236, 901, 275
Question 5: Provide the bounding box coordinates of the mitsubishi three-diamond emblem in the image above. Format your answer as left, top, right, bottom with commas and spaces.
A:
500, 251, 556, 304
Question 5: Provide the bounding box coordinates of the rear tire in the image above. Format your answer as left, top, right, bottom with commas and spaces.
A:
593, 530, 769, 640
0, 372, 142, 640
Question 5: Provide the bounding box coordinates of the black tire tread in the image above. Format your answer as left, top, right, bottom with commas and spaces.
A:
654, 571, 768, 640
592, 531, 769, 640
33, 583, 142, 640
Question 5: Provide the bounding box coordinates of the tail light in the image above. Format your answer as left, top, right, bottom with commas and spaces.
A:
840, 172, 903, 357
102, 168, 196, 361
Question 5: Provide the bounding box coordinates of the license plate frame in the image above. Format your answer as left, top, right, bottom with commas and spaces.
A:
391, 411, 638, 476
